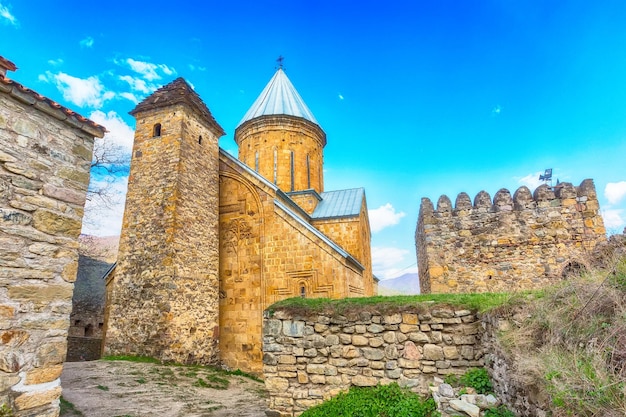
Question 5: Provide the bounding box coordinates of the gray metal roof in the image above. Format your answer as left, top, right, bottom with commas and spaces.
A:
312, 188, 364, 219
237, 68, 320, 127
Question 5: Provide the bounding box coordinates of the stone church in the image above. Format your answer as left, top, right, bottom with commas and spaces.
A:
104, 68, 376, 373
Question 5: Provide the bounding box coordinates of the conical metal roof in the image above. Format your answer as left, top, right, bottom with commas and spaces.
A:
237, 68, 320, 127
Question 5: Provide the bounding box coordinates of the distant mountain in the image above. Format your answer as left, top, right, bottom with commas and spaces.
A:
378, 273, 420, 295
79, 234, 120, 263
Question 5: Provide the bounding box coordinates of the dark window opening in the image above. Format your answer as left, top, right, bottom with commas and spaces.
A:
198, 135, 203, 144
74, 320, 81, 326
153, 123, 162, 137
300, 285, 306, 298
562, 262, 585, 278
306, 155, 311, 189
290, 151, 295, 192
84, 323, 94, 338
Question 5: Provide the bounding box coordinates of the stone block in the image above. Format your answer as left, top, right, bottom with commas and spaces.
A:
352, 375, 377, 387
32, 209, 81, 237
362, 348, 384, 360
14, 386, 62, 411
398, 358, 420, 369
402, 313, 418, 325
367, 323, 384, 333
369, 337, 383, 347
282, 320, 304, 337
423, 344, 444, 361
408, 332, 430, 343
351, 335, 368, 346
382, 331, 397, 344
265, 377, 289, 392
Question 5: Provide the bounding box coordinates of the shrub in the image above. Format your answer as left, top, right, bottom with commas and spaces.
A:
459, 368, 493, 394
0, 404, 13, 417
484, 405, 515, 417
300, 383, 439, 417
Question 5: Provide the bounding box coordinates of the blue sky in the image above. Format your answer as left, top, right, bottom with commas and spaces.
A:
2, 1, 626, 280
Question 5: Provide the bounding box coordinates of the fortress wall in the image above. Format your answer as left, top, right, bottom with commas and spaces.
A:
416, 180, 606, 294
0, 91, 100, 415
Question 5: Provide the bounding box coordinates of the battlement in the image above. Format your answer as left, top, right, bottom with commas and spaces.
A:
416, 179, 606, 294
422, 179, 598, 216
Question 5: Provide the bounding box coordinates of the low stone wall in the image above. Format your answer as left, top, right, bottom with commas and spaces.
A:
263, 305, 485, 416
66, 337, 102, 362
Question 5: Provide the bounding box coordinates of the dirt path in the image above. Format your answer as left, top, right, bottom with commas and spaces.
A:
60, 360, 268, 417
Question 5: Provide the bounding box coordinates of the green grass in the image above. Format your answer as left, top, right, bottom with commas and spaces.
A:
497, 257, 626, 416
0, 404, 13, 417
267, 292, 533, 317
299, 383, 439, 417
60, 397, 84, 416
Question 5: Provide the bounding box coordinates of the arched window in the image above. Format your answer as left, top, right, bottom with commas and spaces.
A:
153, 123, 162, 137
255, 151, 259, 172
198, 135, 202, 144
300, 284, 306, 298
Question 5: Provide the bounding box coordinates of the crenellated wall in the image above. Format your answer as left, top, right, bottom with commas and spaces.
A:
416, 179, 606, 294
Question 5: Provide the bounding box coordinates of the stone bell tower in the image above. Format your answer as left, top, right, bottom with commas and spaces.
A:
234, 67, 326, 212
103, 78, 225, 364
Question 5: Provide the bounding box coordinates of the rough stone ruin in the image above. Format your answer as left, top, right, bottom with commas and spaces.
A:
0, 56, 104, 415
416, 179, 606, 294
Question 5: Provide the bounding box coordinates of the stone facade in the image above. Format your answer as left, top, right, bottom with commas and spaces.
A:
0, 58, 104, 416
263, 306, 485, 416
105, 73, 374, 374
416, 180, 606, 294
104, 81, 224, 365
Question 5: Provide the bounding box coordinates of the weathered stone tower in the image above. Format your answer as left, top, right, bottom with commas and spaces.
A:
234, 67, 326, 213
103, 78, 225, 364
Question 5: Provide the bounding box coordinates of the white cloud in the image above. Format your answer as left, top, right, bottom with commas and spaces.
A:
0, 3, 17, 26
81, 176, 128, 236
188, 64, 206, 72
123, 58, 176, 81
119, 75, 152, 94
371, 246, 416, 280
119, 92, 140, 104
89, 110, 135, 154
79, 36, 94, 48
602, 208, 624, 231
517, 172, 544, 191
369, 203, 405, 233
338, 94, 344, 100
40, 71, 113, 108
605, 181, 626, 205
47, 58, 64, 66
491, 105, 502, 116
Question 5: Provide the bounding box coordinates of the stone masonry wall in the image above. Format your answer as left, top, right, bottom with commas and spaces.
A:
416, 180, 606, 294
218, 153, 371, 375
105, 103, 221, 365
0, 85, 102, 415
235, 115, 326, 194
263, 305, 484, 416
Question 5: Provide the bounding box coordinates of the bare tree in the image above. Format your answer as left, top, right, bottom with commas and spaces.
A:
83, 137, 130, 228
